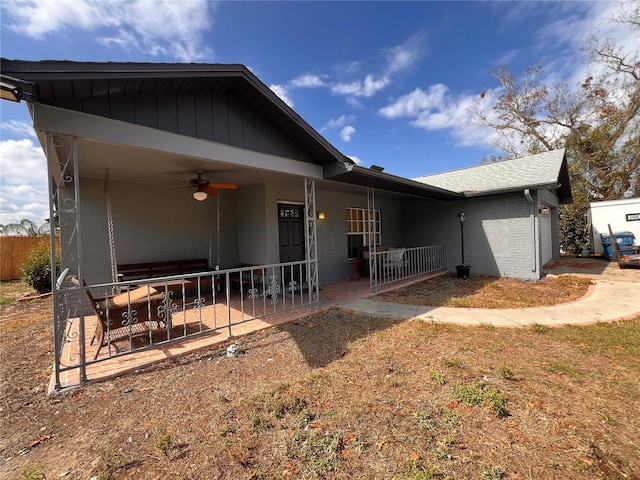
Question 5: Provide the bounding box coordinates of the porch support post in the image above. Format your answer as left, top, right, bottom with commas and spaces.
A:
304, 178, 319, 309
49, 133, 87, 390
367, 187, 377, 294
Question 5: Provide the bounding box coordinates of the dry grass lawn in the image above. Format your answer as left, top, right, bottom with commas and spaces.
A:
1, 278, 639, 480
374, 273, 593, 308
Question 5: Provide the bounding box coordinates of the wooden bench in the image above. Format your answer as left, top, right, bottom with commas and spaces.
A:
118, 258, 210, 281
117, 259, 221, 296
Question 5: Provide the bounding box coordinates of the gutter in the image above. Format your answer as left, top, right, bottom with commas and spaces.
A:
524, 189, 537, 273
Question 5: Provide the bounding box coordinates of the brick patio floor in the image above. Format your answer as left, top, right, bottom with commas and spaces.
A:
48, 272, 445, 393
49, 277, 370, 392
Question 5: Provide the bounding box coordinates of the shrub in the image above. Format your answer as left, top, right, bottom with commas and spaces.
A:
21, 244, 59, 294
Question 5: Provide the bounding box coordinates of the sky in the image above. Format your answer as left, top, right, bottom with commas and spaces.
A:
0, 0, 637, 226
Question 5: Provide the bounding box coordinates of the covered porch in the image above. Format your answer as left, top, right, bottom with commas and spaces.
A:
48, 271, 448, 393
44, 131, 449, 392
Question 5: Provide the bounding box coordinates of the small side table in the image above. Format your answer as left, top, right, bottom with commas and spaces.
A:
349, 258, 360, 281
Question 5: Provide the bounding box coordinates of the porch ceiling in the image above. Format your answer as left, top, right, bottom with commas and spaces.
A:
69, 137, 301, 188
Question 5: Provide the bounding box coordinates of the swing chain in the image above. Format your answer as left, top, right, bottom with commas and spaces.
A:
217, 194, 221, 269
104, 169, 120, 293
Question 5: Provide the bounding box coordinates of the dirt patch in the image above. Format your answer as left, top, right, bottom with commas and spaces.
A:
1, 279, 639, 479
373, 273, 592, 308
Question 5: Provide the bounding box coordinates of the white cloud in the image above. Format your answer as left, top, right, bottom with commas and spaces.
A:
1, 120, 37, 139
290, 74, 327, 88
384, 44, 420, 75
2, 0, 214, 62
321, 115, 356, 142
0, 138, 49, 225
269, 84, 294, 108
378, 85, 449, 119
325, 115, 355, 129
332, 74, 390, 98
340, 126, 356, 142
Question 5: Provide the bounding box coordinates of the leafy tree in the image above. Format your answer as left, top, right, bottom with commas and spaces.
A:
0, 219, 50, 236
471, 2, 639, 254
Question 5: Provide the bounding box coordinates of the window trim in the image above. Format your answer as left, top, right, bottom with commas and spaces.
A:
346, 207, 382, 259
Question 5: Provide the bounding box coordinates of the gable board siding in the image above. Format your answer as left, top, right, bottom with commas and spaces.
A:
111, 96, 135, 123
49, 89, 317, 165
196, 92, 214, 141
177, 93, 197, 137
135, 96, 158, 129
212, 95, 230, 144
157, 95, 178, 132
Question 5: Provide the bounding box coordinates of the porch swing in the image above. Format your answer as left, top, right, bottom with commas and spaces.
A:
106, 169, 223, 292
76, 170, 172, 359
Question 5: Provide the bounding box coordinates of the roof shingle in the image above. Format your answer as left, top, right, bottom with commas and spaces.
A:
413, 149, 570, 199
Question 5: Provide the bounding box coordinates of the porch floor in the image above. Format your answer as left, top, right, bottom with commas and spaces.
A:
49, 271, 444, 393
50, 274, 440, 393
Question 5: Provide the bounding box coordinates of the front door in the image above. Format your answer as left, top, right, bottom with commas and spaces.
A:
278, 204, 305, 288
279, 204, 305, 262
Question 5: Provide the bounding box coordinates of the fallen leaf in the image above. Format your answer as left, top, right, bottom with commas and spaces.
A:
343, 433, 356, 442
29, 433, 52, 449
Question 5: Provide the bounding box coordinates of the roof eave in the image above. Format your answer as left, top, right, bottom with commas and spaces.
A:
325, 165, 463, 201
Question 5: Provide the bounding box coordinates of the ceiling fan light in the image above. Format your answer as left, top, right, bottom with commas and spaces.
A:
193, 190, 208, 201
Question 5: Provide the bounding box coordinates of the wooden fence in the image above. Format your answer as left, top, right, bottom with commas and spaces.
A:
0, 236, 59, 281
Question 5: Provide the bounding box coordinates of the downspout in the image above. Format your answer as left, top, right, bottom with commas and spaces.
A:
524, 189, 536, 272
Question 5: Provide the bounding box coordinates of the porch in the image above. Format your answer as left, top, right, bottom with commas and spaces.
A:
49, 268, 445, 393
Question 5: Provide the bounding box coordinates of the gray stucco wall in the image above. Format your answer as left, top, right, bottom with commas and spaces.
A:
314, 186, 403, 284
77, 177, 239, 283
73, 174, 560, 286
237, 183, 269, 265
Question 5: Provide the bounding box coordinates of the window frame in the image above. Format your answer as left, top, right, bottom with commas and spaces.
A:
346, 207, 382, 259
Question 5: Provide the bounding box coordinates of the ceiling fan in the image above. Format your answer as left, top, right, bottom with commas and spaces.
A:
184, 170, 238, 201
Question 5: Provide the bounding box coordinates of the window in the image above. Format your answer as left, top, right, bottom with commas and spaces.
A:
347, 207, 381, 258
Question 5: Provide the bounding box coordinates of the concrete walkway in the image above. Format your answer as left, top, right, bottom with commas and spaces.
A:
342, 258, 639, 327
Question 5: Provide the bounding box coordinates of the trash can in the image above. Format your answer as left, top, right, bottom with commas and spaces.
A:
600, 231, 636, 260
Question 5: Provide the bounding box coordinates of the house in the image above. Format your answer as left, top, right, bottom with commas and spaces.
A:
1, 59, 572, 390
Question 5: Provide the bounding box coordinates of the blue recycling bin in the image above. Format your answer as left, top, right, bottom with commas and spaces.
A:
600, 231, 636, 260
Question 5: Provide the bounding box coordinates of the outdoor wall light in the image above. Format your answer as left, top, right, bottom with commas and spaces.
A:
317, 211, 326, 220
457, 211, 467, 224
539, 207, 550, 215
193, 190, 208, 201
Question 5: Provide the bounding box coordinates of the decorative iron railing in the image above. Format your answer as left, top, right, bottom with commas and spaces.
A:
370, 244, 447, 292
54, 260, 318, 388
